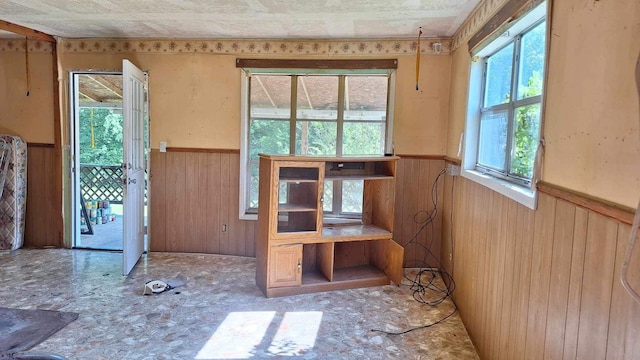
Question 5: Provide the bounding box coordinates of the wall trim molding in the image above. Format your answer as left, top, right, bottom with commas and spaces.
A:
27, 142, 55, 148
53, 38, 452, 56
537, 181, 635, 225
164, 147, 240, 154
444, 156, 462, 165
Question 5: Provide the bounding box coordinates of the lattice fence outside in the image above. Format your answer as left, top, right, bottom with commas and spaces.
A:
80, 164, 124, 204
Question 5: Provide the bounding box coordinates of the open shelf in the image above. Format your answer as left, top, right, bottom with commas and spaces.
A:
322, 224, 392, 241
332, 265, 386, 282
279, 166, 319, 181
325, 174, 394, 181
301, 265, 387, 286
257, 155, 402, 297
279, 178, 319, 183
278, 204, 317, 212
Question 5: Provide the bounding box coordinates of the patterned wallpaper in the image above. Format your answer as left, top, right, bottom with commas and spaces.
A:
0, 38, 453, 56
0, 39, 53, 53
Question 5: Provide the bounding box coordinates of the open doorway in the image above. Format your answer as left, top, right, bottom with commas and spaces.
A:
70, 72, 149, 252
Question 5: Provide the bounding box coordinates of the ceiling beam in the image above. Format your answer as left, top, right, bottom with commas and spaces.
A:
79, 102, 122, 109
98, 75, 123, 94
0, 20, 55, 42
255, 76, 277, 108
87, 75, 123, 99
79, 91, 99, 102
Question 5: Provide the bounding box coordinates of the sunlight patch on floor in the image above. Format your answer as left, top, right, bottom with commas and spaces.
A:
195, 311, 275, 359
268, 311, 323, 356
195, 311, 323, 359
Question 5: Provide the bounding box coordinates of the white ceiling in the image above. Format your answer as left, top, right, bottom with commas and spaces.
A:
0, 0, 480, 39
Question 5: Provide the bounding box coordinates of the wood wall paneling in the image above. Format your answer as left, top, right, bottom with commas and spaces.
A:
224, 153, 257, 257
440, 172, 455, 282
25, 145, 59, 248
488, 192, 509, 360
149, 149, 166, 251
394, 158, 445, 268
576, 212, 619, 360
149, 153, 439, 263
448, 176, 640, 359
606, 225, 640, 360
542, 200, 576, 360
508, 202, 535, 360
497, 199, 518, 357
165, 151, 186, 252
148, 149, 256, 257
184, 153, 202, 253
205, 153, 222, 254
219, 153, 231, 255
561, 207, 588, 360
524, 193, 556, 360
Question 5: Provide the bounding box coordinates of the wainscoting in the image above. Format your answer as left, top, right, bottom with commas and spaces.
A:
149, 149, 257, 256
148, 150, 445, 264
25, 143, 61, 248
442, 175, 640, 359
394, 156, 445, 268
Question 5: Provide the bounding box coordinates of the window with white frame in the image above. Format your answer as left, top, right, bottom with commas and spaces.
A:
239, 64, 395, 219
462, 2, 546, 209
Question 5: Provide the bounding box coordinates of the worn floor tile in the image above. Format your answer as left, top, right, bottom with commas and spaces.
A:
0, 249, 478, 359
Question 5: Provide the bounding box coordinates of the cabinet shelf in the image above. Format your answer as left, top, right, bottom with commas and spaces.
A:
256, 154, 402, 298
322, 224, 392, 242
278, 204, 317, 212
325, 174, 394, 181
279, 177, 318, 183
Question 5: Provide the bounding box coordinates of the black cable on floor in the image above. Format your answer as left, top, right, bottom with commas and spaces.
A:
372, 167, 458, 335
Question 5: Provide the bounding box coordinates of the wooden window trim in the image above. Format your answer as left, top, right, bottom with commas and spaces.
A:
468, 0, 545, 53
236, 59, 397, 70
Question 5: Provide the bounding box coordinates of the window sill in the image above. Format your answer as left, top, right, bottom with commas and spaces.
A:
461, 169, 538, 210
240, 213, 258, 221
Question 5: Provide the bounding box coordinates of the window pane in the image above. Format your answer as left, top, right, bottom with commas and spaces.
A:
484, 43, 514, 107
249, 164, 259, 209
295, 121, 337, 156
517, 21, 546, 100
510, 103, 541, 179
477, 110, 508, 170
244, 71, 392, 218
323, 180, 333, 213
296, 76, 338, 120
344, 76, 387, 121
250, 75, 290, 120
278, 182, 288, 204
249, 119, 290, 160
343, 122, 385, 156
342, 180, 363, 213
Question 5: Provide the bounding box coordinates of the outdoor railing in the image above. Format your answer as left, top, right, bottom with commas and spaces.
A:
80, 164, 124, 204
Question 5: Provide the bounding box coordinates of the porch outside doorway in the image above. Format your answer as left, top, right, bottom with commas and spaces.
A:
71, 73, 148, 251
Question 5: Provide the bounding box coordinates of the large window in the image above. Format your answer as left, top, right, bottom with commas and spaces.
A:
478, 20, 546, 183
462, 2, 546, 209
240, 67, 394, 218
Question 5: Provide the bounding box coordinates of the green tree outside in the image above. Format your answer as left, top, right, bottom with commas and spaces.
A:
79, 108, 123, 165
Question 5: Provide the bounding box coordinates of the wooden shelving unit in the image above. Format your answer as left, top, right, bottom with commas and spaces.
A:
256, 154, 403, 297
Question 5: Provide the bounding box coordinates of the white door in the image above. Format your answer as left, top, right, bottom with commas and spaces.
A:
122, 60, 147, 276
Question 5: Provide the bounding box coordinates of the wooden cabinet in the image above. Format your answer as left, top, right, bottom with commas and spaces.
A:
269, 245, 302, 287
256, 154, 403, 297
